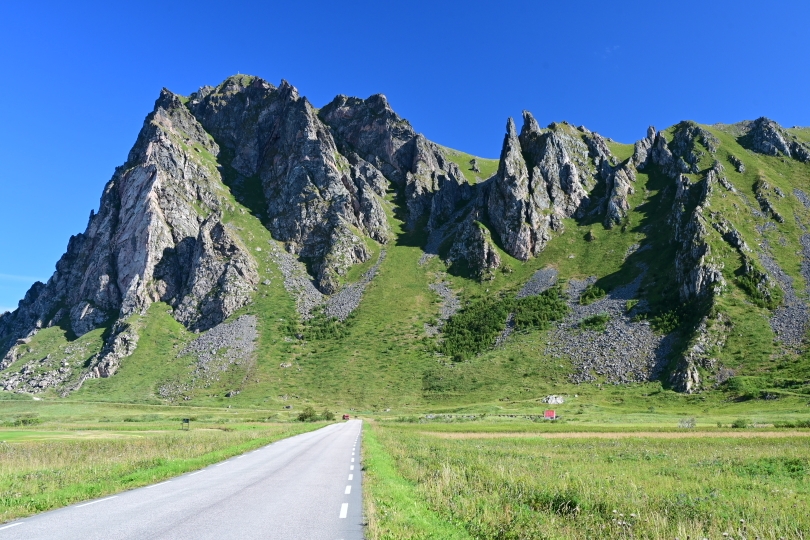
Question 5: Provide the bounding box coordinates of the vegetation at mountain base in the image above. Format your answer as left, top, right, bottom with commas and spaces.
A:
438, 286, 569, 361
0, 76, 808, 422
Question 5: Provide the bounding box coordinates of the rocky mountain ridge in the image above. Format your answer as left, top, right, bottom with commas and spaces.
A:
2, 74, 810, 402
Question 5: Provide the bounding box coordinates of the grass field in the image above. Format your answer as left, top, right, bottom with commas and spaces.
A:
0, 399, 325, 523
364, 420, 810, 539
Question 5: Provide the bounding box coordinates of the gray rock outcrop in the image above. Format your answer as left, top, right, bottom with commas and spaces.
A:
446, 212, 501, 278
318, 94, 472, 231
0, 88, 260, 383
739, 117, 810, 162
188, 77, 390, 294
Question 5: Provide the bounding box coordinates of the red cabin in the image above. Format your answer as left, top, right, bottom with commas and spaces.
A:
544, 410, 556, 420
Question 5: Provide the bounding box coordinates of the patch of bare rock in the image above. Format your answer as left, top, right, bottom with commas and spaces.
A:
544, 274, 673, 384
517, 268, 558, 298
158, 314, 258, 400
324, 251, 387, 321
425, 277, 461, 337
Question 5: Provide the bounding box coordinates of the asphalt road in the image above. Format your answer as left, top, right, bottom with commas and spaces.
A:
0, 420, 364, 540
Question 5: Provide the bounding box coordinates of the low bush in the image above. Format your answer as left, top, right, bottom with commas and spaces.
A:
651, 310, 680, 334
774, 420, 810, 428
731, 418, 749, 429
736, 271, 783, 310
579, 285, 606, 305
439, 287, 569, 361
297, 406, 319, 422
580, 313, 609, 332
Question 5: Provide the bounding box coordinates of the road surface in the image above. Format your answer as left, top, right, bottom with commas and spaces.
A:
0, 420, 364, 539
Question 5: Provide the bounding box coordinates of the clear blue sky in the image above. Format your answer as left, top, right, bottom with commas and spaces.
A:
1, 0, 808, 312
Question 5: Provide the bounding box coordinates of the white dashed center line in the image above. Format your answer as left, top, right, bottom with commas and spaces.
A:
345, 485, 351, 494
339, 503, 348, 519
348, 474, 353, 480
350, 465, 354, 470
351, 458, 354, 462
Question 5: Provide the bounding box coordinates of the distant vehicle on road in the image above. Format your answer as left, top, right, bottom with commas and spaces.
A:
342, 414, 350, 420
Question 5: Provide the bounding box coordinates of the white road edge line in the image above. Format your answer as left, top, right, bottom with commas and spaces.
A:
0, 523, 23, 531
189, 471, 204, 476
77, 496, 118, 508
345, 485, 351, 494
146, 481, 170, 489
339, 503, 348, 519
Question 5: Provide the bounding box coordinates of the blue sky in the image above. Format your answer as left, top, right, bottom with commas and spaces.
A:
1, 0, 809, 311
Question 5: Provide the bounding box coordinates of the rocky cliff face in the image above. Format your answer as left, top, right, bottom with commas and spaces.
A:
187, 77, 389, 295
319, 94, 472, 231
739, 117, 810, 162
2, 74, 807, 399
483, 113, 631, 263
0, 88, 259, 380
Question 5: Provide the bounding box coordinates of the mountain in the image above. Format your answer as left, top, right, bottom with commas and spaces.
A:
2, 75, 810, 407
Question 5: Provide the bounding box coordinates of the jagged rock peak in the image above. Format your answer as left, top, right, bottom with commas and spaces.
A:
188, 76, 390, 294
738, 117, 810, 162
521, 110, 541, 136
487, 117, 539, 260
320, 91, 469, 230
0, 86, 260, 377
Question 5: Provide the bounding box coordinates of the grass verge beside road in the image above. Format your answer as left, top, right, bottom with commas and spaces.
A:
362, 423, 471, 539
0, 422, 323, 523
366, 421, 810, 539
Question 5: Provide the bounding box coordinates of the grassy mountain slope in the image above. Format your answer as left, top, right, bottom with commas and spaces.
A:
5, 119, 810, 412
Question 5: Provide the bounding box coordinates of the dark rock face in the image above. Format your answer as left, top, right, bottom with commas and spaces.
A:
447, 211, 501, 278
319, 94, 471, 230
0, 89, 258, 378
188, 77, 388, 294
487, 117, 545, 261
486, 113, 627, 260
642, 124, 725, 303
740, 117, 810, 162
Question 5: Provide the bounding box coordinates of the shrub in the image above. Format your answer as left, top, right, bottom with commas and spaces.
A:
774, 420, 810, 428
439, 287, 569, 361
736, 272, 783, 310
580, 313, 609, 332
579, 285, 606, 305
731, 418, 749, 429
10, 415, 42, 427
651, 310, 679, 334
302, 312, 353, 340
297, 406, 319, 422
321, 409, 335, 421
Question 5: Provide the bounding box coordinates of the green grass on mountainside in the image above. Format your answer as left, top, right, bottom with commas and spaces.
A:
75, 304, 195, 403
440, 145, 499, 183
6, 121, 810, 414
366, 421, 810, 540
